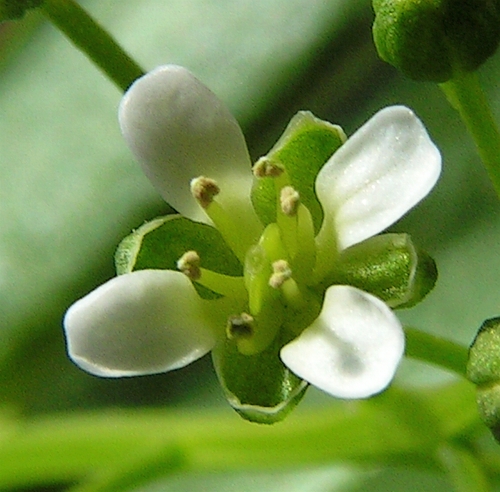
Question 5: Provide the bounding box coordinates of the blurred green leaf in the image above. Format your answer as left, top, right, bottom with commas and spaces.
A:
437, 444, 491, 492
0, 381, 478, 491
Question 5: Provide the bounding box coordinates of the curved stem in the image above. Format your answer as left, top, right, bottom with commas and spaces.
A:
404, 326, 469, 378
41, 0, 145, 91
440, 72, 500, 200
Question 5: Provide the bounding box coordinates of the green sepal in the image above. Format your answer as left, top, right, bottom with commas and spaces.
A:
0, 0, 43, 21
251, 111, 346, 234
115, 215, 242, 299
325, 233, 437, 308
212, 327, 308, 424
372, 0, 500, 82
467, 317, 500, 442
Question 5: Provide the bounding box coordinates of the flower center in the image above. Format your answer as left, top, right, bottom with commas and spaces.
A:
187, 171, 322, 355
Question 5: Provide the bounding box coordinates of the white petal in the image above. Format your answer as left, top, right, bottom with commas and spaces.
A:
63, 270, 216, 377
316, 106, 441, 251
280, 285, 404, 399
119, 65, 254, 225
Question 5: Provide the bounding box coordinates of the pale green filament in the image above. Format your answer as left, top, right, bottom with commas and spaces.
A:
244, 244, 269, 315
196, 268, 248, 300
312, 217, 338, 285
259, 223, 288, 262
177, 250, 247, 299
190, 176, 258, 263
270, 174, 316, 284
204, 200, 249, 263
273, 172, 296, 257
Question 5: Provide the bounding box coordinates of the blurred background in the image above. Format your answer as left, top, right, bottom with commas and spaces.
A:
1, 0, 500, 490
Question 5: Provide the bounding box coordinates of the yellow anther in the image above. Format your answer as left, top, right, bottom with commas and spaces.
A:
190, 176, 220, 208
269, 259, 292, 289
227, 312, 255, 340
176, 250, 201, 280
252, 156, 284, 178
280, 186, 300, 216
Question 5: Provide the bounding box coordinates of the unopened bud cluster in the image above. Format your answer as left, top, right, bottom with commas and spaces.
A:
468, 317, 500, 442
372, 0, 500, 82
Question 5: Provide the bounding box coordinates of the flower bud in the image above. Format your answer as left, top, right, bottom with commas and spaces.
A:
0, 0, 43, 21
372, 0, 500, 82
467, 317, 500, 442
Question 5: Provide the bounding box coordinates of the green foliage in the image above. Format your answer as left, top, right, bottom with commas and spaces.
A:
0, 0, 43, 21
372, 0, 500, 82
0, 381, 480, 490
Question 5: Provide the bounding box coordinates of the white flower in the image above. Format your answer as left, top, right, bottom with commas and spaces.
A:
64, 65, 441, 401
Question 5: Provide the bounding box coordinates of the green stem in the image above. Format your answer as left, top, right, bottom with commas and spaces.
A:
40, 0, 145, 91
404, 327, 469, 378
440, 72, 500, 199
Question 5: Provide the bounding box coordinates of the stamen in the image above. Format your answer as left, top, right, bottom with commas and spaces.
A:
190, 176, 220, 208
227, 312, 254, 340
178, 250, 247, 298
280, 186, 300, 216
190, 176, 254, 263
252, 156, 284, 178
269, 259, 292, 289
197, 268, 248, 299
177, 250, 201, 280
